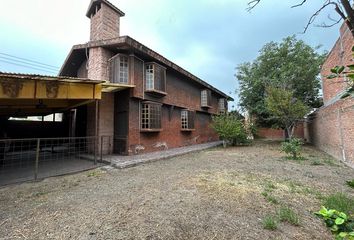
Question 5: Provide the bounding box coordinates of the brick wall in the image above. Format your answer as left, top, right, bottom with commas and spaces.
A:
308, 98, 354, 167
308, 23, 354, 167
256, 124, 304, 140
126, 98, 218, 154
90, 2, 120, 41
321, 24, 353, 104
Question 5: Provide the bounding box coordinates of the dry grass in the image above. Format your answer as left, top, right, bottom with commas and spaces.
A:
0, 140, 353, 239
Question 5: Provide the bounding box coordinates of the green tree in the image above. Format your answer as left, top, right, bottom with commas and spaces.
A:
236, 36, 325, 127
265, 87, 309, 139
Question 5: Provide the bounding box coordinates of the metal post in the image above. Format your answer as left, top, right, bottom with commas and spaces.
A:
100, 135, 103, 163
94, 100, 99, 165
34, 139, 40, 180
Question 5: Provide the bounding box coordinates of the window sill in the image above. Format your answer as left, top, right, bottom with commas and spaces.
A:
201, 105, 212, 109
181, 129, 195, 132
145, 89, 167, 97
140, 128, 162, 132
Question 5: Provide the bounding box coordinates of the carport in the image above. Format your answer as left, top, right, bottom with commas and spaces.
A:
0, 72, 103, 185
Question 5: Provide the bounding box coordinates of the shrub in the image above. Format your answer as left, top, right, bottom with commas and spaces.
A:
211, 114, 249, 146
316, 206, 354, 240
281, 138, 303, 159
262, 215, 278, 230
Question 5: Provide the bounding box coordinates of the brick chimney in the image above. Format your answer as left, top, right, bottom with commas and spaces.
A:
86, 0, 125, 41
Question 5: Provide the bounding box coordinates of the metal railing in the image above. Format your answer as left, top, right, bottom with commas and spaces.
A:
0, 136, 113, 185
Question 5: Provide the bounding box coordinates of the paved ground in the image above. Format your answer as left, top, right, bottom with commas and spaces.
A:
105, 141, 223, 168
0, 140, 353, 239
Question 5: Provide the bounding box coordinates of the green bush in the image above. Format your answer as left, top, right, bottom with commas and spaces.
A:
211, 114, 249, 146
281, 138, 303, 159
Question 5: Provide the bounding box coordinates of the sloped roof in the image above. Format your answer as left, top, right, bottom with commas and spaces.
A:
86, 0, 125, 18
59, 36, 233, 100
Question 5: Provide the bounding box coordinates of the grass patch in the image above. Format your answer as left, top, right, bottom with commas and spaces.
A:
311, 159, 323, 166
346, 179, 354, 189
323, 193, 354, 214
266, 195, 279, 204
262, 215, 278, 230
278, 206, 300, 226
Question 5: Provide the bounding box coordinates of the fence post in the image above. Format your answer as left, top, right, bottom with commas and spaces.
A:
34, 139, 40, 180
100, 136, 103, 163
94, 137, 97, 165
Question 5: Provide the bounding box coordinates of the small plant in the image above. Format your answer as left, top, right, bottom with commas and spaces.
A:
316, 206, 354, 240
311, 159, 323, 166
278, 206, 300, 226
323, 193, 354, 215
262, 215, 278, 230
281, 138, 303, 160
266, 195, 279, 205
347, 179, 354, 189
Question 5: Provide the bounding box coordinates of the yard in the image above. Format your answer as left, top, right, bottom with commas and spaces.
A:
0, 140, 353, 240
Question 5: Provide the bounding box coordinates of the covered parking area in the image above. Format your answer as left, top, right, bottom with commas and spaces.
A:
0, 72, 103, 185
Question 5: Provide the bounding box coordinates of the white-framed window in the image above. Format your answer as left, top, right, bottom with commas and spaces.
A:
141, 102, 162, 130
145, 63, 166, 93
218, 98, 226, 113
181, 110, 195, 130
201, 89, 211, 107
109, 54, 129, 83
145, 64, 154, 90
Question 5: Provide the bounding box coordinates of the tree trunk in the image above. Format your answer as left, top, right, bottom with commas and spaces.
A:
340, 0, 354, 37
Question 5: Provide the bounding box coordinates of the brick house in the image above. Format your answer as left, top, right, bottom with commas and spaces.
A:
59, 0, 232, 155
307, 23, 354, 167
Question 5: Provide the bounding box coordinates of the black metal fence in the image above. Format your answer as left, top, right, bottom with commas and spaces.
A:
0, 136, 113, 186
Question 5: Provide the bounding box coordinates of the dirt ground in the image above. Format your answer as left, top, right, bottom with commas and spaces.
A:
0, 140, 353, 240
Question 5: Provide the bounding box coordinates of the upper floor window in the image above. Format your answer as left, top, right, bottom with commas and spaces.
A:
141, 102, 162, 131
218, 98, 226, 113
181, 110, 195, 130
109, 54, 129, 84
145, 63, 166, 95
201, 89, 211, 107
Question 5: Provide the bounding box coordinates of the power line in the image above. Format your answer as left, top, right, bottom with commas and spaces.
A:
0, 52, 60, 70
0, 56, 59, 72
0, 59, 58, 74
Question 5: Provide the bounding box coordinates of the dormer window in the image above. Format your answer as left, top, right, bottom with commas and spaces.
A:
109, 54, 129, 84
201, 89, 211, 108
218, 98, 226, 113
145, 63, 166, 96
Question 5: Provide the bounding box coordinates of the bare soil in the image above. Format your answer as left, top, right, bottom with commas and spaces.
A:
0, 140, 353, 240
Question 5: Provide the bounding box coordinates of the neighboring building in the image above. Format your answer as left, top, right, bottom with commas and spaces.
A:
59, 0, 232, 155
307, 23, 354, 167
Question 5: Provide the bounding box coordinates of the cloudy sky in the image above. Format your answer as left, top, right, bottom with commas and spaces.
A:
0, 0, 342, 106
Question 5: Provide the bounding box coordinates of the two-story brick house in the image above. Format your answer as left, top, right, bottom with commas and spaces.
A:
59, 0, 232, 155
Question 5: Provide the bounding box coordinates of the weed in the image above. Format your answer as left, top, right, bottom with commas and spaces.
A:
87, 170, 102, 177
278, 206, 300, 226
266, 195, 279, 204
323, 193, 354, 214
262, 215, 278, 230
262, 191, 268, 197
311, 159, 323, 166
346, 179, 354, 189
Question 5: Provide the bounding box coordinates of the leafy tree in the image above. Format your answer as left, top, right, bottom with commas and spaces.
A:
265, 87, 309, 139
247, 0, 354, 38
236, 36, 325, 127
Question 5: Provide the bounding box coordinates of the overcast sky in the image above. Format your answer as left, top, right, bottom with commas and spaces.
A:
0, 0, 342, 106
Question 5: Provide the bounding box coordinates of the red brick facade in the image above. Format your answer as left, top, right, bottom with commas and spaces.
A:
60, 0, 230, 155
308, 23, 354, 167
